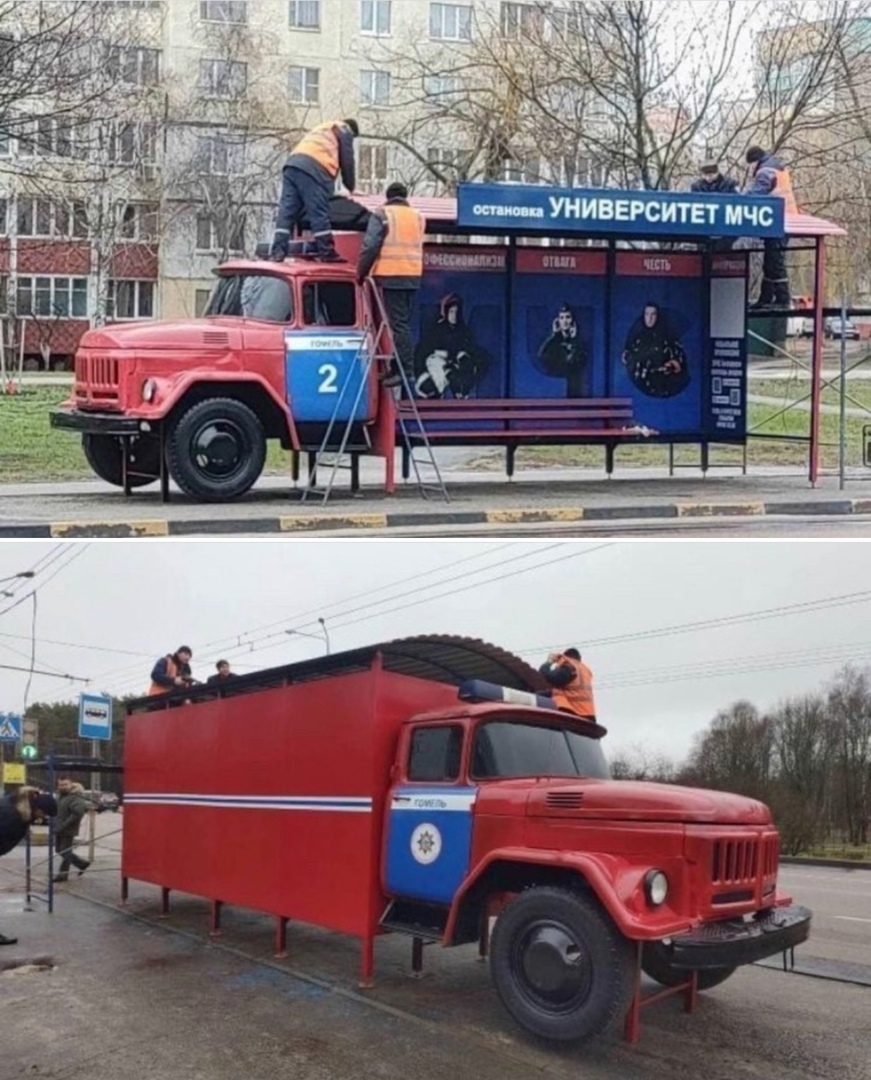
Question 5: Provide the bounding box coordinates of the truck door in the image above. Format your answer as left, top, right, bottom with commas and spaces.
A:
385, 724, 477, 905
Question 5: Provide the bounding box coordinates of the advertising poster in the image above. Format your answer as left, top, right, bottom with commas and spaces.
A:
707, 252, 749, 440
610, 252, 704, 435
413, 246, 507, 402
510, 249, 607, 401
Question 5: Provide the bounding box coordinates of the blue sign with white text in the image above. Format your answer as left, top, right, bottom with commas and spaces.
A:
78, 693, 112, 741
457, 183, 786, 238
286, 331, 374, 423
0, 712, 23, 742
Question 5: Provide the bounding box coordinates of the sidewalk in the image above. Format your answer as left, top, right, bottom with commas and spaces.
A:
2, 463, 871, 537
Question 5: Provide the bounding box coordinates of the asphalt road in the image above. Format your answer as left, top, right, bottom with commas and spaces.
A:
1, 821, 868, 1080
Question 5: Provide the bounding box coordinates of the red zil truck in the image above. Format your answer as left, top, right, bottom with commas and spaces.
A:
124, 636, 810, 1045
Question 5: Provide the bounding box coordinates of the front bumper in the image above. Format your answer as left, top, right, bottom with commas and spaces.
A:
50, 409, 149, 436
667, 904, 811, 970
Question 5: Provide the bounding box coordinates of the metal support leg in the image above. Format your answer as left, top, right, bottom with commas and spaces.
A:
684, 970, 699, 1014
668, 443, 674, 477
307, 453, 317, 488
121, 876, 129, 906
359, 935, 375, 989
624, 943, 643, 1044
411, 936, 424, 978
701, 442, 709, 475
606, 443, 615, 477
477, 912, 490, 962
506, 445, 516, 480
402, 445, 410, 482
159, 886, 170, 918
274, 916, 289, 958
209, 899, 223, 938
160, 428, 170, 504
351, 454, 360, 494
291, 451, 300, 483
123, 439, 132, 497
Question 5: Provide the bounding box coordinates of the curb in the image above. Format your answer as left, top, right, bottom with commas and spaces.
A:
780, 856, 871, 871
2, 498, 870, 538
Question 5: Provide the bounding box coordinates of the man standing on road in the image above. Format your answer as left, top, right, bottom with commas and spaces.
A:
539, 648, 597, 721
270, 119, 359, 264
53, 778, 90, 884
0, 787, 57, 943
148, 646, 194, 696
357, 182, 426, 389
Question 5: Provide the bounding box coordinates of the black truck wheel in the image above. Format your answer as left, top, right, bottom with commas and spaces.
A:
82, 434, 160, 488
489, 886, 634, 1043
641, 943, 735, 990
166, 397, 266, 501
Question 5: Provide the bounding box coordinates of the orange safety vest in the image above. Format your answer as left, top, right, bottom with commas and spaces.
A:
148, 655, 178, 697
551, 656, 596, 720
291, 122, 343, 178
772, 167, 798, 215
372, 205, 425, 279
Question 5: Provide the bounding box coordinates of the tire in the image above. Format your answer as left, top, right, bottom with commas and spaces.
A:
641, 942, 735, 991
166, 397, 266, 501
82, 434, 161, 489
489, 886, 634, 1043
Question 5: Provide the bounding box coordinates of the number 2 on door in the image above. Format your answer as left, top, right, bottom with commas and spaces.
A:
318, 364, 339, 394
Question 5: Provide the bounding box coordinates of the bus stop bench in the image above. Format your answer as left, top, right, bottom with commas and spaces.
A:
396, 397, 657, 477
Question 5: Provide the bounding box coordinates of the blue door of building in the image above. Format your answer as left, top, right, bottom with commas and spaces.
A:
385, 787, 478, 905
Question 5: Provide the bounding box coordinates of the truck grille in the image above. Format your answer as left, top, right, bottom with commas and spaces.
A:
711, 835, 779, 885
545, 792, 585, 809
75, 354, 121, 406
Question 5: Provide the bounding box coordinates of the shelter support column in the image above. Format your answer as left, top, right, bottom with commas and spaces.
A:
274, 916, 289, 958
809, 237, 826, 486
359, 935, 375, 989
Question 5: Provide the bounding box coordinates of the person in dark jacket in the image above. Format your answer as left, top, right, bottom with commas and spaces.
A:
283, 195, 373, 257
691, 160, 739, 252
357, 182, 426, 388
270, 119, 359, 263
745, 146, 797, 308
207, 660, 238, 685
535, 304, 589, 398
53, 779, 90, 883
413, 294, 492, 399
622, 302, 691, 399
0, 787, 57, 943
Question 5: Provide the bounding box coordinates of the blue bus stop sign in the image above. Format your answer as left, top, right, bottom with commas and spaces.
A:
78, 693, 112, 741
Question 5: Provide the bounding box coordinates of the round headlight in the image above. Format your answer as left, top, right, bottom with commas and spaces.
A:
644, 870, 669, 906
142, 378, 157, 403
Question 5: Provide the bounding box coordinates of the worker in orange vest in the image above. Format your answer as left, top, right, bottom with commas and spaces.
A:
745, 146, 798, 310
539, 648, 597, 721
148, 646, 194, 696
270, 119, 359, 264
357, 182, 425, 388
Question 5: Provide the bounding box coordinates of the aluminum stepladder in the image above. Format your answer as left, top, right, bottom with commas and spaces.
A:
301, 280, 449, 504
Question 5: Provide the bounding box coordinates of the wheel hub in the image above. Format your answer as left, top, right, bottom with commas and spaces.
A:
520, 926, 587, 1003
192, 423, 244, 477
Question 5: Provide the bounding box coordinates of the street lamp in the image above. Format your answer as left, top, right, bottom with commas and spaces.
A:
285, 618, 330, 655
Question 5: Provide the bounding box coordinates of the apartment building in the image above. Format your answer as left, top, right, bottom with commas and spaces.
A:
0, 0, 574, 366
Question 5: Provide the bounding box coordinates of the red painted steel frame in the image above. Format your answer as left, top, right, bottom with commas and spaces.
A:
809, 237, 826, 485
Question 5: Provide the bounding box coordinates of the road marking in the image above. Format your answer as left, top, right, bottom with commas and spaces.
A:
834, 916, 871, 923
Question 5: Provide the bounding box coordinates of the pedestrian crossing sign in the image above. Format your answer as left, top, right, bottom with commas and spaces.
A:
0, 713, 23, 742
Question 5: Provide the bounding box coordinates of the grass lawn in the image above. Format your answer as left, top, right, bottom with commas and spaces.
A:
2, 383, 869, 484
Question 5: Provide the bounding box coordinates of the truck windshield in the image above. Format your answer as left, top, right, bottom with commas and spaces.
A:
472, 720, 610, 780
205, 274, 293, 323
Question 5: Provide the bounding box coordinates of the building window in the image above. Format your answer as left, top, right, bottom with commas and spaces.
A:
120, 202, 159, 241
358, 143, 388, 190
195, 288, 212, 316
199, 58, 247, 99
108, 122, 157, 165
361, 0, 391, 35
0, 197, 6, 235
500, 2, 543, 38
107, 45, 160, 86
0, 276, 7, 316
360, 69, 391, 107
196, 135, 242, 176
18, 116, 78, 159
288, 0, 320, 29
502, 153, 542, 184
108, 280, 155, 320
195, 213, 245, 252
429, 3, 472, 41
16, 276, 88, 319
200, 0, 247, 22
288, 65, 319, 104
0, 127, 9, 156
16, 198, 88, 238
424, 74, 462, 104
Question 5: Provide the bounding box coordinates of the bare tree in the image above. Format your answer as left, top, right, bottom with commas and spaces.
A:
827, 665, 871, 846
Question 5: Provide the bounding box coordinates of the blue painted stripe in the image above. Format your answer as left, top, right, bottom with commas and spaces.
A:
126, 793, 372, 813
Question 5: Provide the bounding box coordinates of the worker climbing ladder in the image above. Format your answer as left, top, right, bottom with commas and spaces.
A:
301, 281, 449, 505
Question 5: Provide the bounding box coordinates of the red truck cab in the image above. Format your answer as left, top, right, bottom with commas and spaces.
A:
51, 247, 390, 500
123, 636, 810, 1046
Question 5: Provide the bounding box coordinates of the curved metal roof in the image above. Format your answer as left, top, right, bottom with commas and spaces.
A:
378, 634, 549, 691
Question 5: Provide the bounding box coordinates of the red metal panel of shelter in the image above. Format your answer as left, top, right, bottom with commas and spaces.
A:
123, 664, 459, 937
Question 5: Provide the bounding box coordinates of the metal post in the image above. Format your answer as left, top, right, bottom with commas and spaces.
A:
839, 292, 848, 491
809, 238, 826, 486
88, 739, 100, 864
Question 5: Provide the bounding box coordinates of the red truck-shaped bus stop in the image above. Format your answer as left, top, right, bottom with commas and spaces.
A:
123, 635, 810, 1045
51, 183, 844, 504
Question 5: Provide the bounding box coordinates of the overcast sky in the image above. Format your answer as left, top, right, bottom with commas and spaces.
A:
0, 539, 868, 764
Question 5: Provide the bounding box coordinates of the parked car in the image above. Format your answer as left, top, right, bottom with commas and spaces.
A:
825, 317, 860, 340
82, 790, 120, 813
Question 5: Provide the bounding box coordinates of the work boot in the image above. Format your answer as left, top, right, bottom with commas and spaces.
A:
52, 874, 68, 884
0, 933, 18, 946
315, 250, 347, 264
269, 251, 287, 263
76, 861, 90, 877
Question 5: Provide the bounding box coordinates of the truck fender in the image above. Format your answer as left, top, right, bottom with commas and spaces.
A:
445, 847, 695, 943
146, 372, 299, 448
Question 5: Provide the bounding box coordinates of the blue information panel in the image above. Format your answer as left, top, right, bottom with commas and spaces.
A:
0, 712, 23, 742
457, 183, 785, 239
78, 693, 112, 741
286, 331, 374, 423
